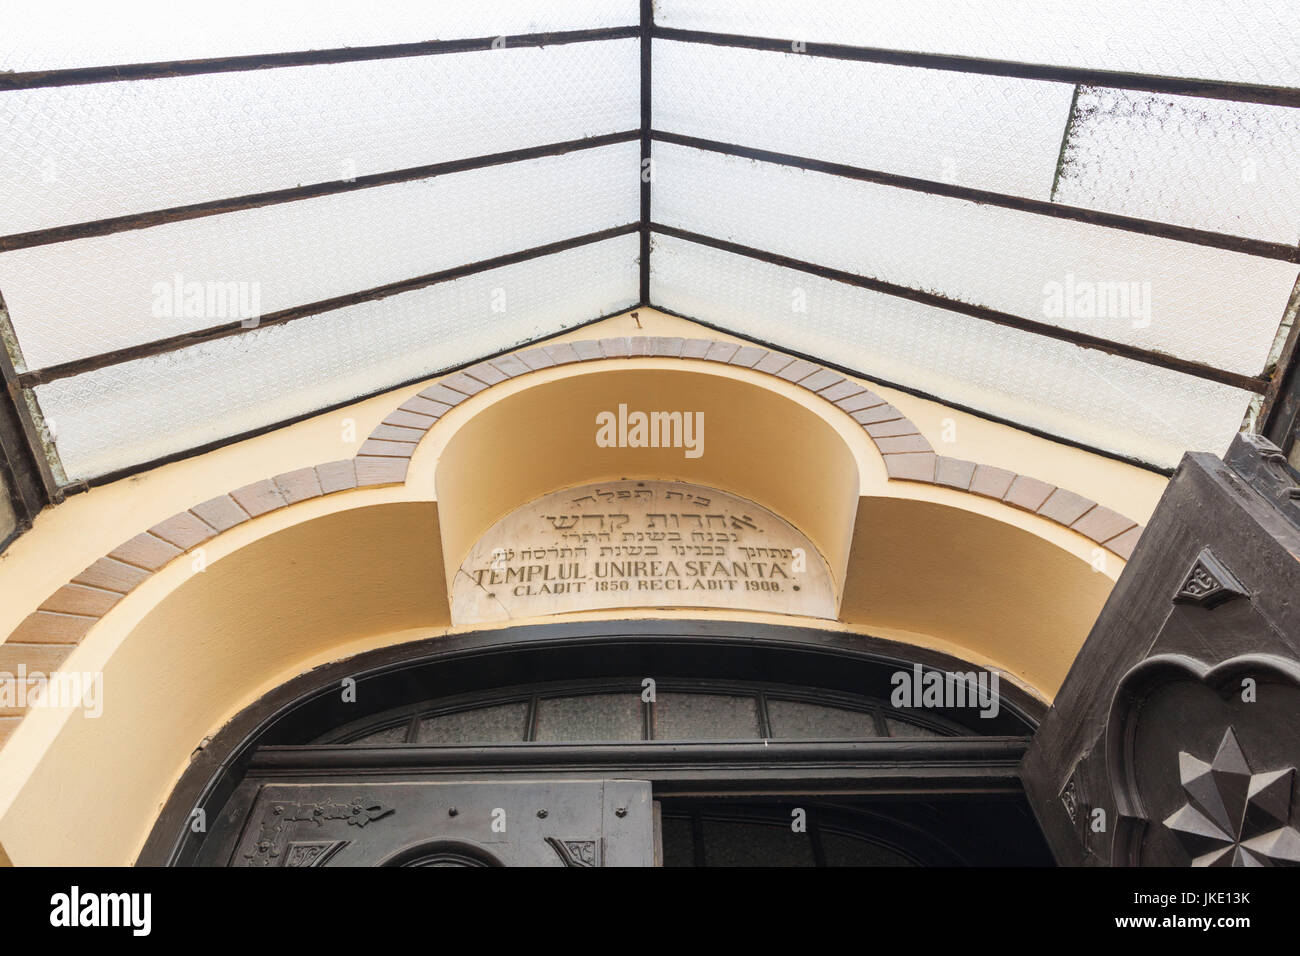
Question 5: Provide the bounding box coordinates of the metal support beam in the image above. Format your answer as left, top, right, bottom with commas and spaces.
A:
639, 0, 653, 304
651, 223, 1271, 394
652, 131, 1300, 264
652, 26, 1300, 108
19, 224, 639, 388
0, 131, 640, 253
0, 27, 640, 90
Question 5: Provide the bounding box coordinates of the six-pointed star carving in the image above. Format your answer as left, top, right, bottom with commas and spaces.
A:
1163, 727, 1300, 866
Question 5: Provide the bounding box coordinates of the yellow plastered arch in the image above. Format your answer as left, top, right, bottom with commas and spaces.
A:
0, 332, 1140, 865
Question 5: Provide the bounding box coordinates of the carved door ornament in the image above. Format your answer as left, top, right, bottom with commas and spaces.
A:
1106, 653, 1300, 866
1171, 548, 1250, 610
1163, 727, 1300, 866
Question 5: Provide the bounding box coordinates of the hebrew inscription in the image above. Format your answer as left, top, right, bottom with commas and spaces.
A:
451, 480, 836, 624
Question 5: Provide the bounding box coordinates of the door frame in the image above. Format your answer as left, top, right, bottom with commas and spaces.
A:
138, 619, 1047, 866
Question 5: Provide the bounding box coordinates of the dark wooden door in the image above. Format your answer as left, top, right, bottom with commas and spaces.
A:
1022, 436, 1300, 867
142, 623, 1052, 867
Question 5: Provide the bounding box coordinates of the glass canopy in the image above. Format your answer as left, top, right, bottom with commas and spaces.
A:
0, 0, 1297, 484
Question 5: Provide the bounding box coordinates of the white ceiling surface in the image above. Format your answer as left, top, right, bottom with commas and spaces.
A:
654, 0, 1300, 87
36, 235, 640, 479
0, 39, 640, 235
653, 40, 1076, 199
0, 1, 1297, 480
1054, 88, 1300, 246
652, 144, 1298, 379
650, 233, 1253, 471
653, 40, 1300, 245
0, 0, 639, 71
2, 142, 641, 368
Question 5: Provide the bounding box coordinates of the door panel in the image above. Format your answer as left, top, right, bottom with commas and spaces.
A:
224, 780, 655, 867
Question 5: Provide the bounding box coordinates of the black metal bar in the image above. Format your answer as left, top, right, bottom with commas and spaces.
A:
0, 131, 640, 253
0, 27, 641, 91
639, 0, 653, 304
0, 383, 46, 520
0, 400, 41, 546
0, 296, 47, 546
247, 738, 1031, 791
59, 301, 641, 494
18, 223, 639, 388
0, 304, 61, 507
651, 223, 1271, 395
652, 26, 1300, 108
1262, 314, 1300, 457
653, 132, 1300, 263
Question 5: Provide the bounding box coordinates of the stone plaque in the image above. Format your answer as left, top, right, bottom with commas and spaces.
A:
451, 480, 836, 624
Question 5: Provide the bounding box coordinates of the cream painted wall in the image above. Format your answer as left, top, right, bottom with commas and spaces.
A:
0, 307, 1165, 640
0, 308, 1169, 866
0, 502, 445, 867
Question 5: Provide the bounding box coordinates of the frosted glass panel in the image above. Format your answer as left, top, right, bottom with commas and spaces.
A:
1, 39, 639, 234
653, 40, 1072, 200
650, 234, 1253, 470
655, 0, 1300, 87
652, 143, 1296, 377
533, 695, 644, 742
1055, 88, 1300, 246
885, 718, 947, 739
653, 694, 760, 740
417, 703, 529, 745
349, 723, 411, 745
3, 142, 639, 369
767, 699, 880, 739
2, 0, 638, 71
36, 234, 639, 479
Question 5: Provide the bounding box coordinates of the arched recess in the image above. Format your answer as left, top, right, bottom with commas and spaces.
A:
431, 367, 862, 599
0, 500, 449, 867
0, 335, 1141, 866
1, 334, 1145, 702
840, 498, 1118, 692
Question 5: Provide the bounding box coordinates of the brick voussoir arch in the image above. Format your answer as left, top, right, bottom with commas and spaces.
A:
1, 335, 1144, 716
355, 335, 1144, 561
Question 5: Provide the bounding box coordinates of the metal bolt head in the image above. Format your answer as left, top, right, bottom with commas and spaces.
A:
537, 809, 548, 819
448, 807, 459, 817
615, 807, 628, 818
